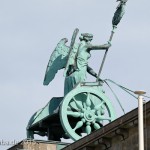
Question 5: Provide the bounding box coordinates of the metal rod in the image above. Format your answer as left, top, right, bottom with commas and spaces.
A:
96, 49, 108, 81
134, 90, 146, 150
96, 26, 117, 81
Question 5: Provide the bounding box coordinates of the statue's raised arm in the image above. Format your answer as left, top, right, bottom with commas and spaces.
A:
87, 43, 111, 50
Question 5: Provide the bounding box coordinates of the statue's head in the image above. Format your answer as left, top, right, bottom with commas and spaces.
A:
79, 33, 93, 42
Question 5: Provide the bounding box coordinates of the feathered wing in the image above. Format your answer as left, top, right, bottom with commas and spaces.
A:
43, 38, 69, 85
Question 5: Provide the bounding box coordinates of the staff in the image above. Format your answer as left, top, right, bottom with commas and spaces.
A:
97, 0, 128, 81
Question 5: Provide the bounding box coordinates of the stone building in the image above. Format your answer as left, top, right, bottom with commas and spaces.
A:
8, 101, 150, 150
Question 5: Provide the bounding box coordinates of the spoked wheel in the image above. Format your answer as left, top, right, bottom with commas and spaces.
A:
60, 86, 116, 141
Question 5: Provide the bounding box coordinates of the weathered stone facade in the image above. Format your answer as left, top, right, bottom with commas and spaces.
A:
7, 140, 68, 150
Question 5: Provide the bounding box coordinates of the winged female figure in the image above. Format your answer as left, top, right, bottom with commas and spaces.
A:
43, 29, 111, 95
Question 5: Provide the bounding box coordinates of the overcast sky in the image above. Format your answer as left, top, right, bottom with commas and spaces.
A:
0, 0, 150, 149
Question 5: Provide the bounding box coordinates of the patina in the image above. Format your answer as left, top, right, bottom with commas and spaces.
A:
27, 0, 128, 141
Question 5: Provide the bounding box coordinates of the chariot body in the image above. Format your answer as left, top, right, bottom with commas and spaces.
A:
27, 81, 116, 141
26, 29, 116, 141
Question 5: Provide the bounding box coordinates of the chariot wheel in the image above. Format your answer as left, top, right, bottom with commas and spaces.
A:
60, 86, 116, 141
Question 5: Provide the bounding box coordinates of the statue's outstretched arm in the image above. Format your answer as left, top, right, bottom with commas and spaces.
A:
88, 43, 111, 50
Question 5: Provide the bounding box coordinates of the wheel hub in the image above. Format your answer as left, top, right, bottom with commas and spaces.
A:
84, 110, 95, 122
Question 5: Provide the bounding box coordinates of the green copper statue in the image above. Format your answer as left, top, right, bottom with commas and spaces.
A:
43, 30, 111, 95
27, 0, 128, 141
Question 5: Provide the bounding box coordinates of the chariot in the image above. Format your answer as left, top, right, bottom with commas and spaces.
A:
27, 80, 116, 141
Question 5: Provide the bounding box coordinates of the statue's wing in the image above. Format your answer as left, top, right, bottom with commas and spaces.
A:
43, 38, 69, 85
64, 28, 79, 76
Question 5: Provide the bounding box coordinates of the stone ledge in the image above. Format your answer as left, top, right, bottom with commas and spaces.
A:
7, 139, 68, 150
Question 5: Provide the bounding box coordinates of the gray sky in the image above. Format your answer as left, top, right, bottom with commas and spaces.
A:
0, 0, 150, 149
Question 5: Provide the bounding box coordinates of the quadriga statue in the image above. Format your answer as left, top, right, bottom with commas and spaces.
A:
27, 0, 127, 141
